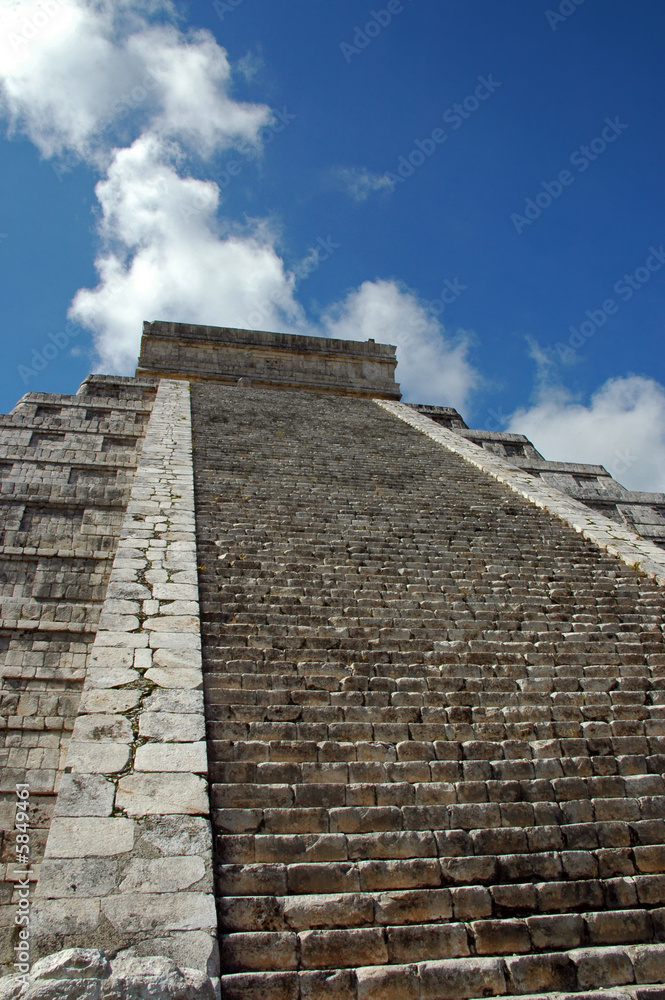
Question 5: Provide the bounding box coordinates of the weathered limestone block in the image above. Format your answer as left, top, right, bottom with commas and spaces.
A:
504, 952, 577, 994
356, 963, 420, 1000
42, 817, 134, 859
570, 947, 635, 989
138, 713, 205, 741
419, 957, 506, 999
117, 857, 206, 893
0, 949, 215, 1000
116, 773, 209, 815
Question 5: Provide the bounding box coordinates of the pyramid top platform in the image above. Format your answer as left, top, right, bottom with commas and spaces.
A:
136, 320, 401, 399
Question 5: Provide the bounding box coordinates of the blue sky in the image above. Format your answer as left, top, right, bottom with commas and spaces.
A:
1, 0, 664, 489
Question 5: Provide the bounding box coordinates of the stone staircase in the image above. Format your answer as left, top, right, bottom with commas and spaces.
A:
191, 383, 665, 1000
409, 404, 665, 550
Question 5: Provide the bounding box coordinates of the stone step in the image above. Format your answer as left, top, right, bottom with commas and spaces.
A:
213, 804, 665, 844
218, 944, 665, 1000
205, 679, 665, 695
205, 652, 663, 669
210, 769, 665, 807
210, 756, 665, 796
211, 649, 661, 663
204, 683, 665, 702
205, 652, 658, 672
202, 629, 662, 653
218, 911, 665, 972
214, 828, 665, 877
205, 699, 664, 718
206, 720, 665, 743
206, 722, 665, 745
219, 887, 465, 930
204, 665, 665, 682
204, 615, 660, 632
205, 668, 664, 681
205, 692, 662, 710
209, 672, 665, 685
216, 846, 664, 897
205, 675, 665, 694
207, 735, 665, 766
202, 633, 664, 647
218, 889, 665, 934
204, 706, 664, 728
204, 605, 661, 621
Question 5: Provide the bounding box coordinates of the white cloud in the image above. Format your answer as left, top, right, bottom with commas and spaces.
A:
127, 24, 270, 157
333, 166, 396, 201
0, 0, 288, 371
0, 0, 272, 160
235, 51, 263, 83
1, 0, 119, 158
322, 279, 478, 410
70, 134, 305, 371
506, 375, 665, 492
1, 1, 483, 406
71, 140, 475, 389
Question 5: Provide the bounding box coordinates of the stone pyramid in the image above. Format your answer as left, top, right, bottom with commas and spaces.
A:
1, 321, 665, 1000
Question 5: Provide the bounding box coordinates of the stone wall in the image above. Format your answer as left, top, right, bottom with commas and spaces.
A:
0, 375, 156, 973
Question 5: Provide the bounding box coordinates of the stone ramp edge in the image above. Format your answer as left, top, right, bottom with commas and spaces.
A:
28, 378, 218, 983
